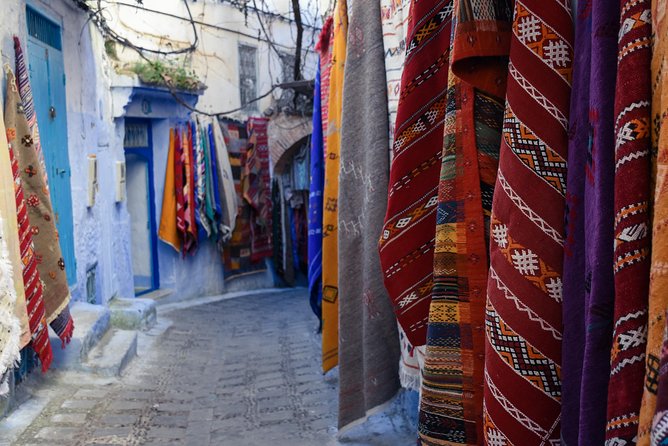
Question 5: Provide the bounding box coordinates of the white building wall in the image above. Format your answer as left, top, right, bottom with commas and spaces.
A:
0, 0, 318, 306
103, 0, 320, 119
0, 0, 133, 305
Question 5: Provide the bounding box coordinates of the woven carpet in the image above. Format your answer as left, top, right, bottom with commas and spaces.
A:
8, 52, 74, 346
244, 117, 272, 263
378, 0, 454, 349
639, 2, 668, 443
321, 0, 348, 373
337, 0, 400, 429
418, 1, 512, 444
604, 1, 652, 444
221, 119, 265, 278
482, 0, 573, 443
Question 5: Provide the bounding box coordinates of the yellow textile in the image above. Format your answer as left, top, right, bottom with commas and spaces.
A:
638, 1, 668, 442
0, 102, 30, 348
158, 129, 181, 252
321, 0, 348, 373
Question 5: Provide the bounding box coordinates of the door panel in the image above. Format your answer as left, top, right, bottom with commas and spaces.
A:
27, 23, 76, 285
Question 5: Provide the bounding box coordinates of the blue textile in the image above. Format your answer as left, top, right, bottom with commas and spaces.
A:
207, 123, 223, 235
307, 62, 324, 322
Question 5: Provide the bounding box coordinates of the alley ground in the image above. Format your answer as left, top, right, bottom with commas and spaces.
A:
1, 289, 417, 446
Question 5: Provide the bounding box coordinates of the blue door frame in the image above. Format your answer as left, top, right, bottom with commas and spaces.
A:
124, 119, 160, 296
26, 5, 77, 285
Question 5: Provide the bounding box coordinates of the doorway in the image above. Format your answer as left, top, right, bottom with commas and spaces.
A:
26, 5, 76, 284
124, 119, 159, 296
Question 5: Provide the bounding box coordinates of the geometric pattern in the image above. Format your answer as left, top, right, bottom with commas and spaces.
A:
491, 217, 563, 303
497, 170, 564, 246
417, 1, 512, 443
379, 0, 453, 348
513, 0, 573, 84
607, 1, 652, 444
486, 303, 561, 398
8, 142, 52, 371
504, 107, 567, 195
483, 0, 571, 443
320, 0, 348, 373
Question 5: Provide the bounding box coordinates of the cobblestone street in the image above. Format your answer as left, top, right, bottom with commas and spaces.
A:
2, 290, 416, 446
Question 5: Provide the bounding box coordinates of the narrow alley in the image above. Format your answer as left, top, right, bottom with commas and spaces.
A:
2, 290, 416, 446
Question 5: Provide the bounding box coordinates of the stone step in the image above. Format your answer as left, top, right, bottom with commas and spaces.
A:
81, 329, 137, 377
50, 302, 110, 371
109, 297, 157, 331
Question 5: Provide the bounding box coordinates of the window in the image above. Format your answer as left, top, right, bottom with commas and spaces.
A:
238, 44, 258, 112
281, 52, 296, 83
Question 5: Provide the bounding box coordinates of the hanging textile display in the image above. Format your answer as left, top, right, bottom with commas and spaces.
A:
174, 128, 187, 247
316, 16, 334, 156
321, 0, 348, 373
211, 117, 238, 243
0, 226, 21, 394
5, 73, 53, 371
337, 0, 400, 429
11, 45, 74, 346
159, 128, 181, 253
380, 0, 424, 393
560, 4, 591, 442
639, 2, 668, 443
244, 117, 273, 262
221, 119, 265, 277
563, 1, 619, 444
204, 120, 222, 239
418, 0, 512, 443
378, 0, 453, 348
13, 37, 47, 185
380, 0, 410, 147
0, 89, 27, 389
194, 120, 211, 238
183, 123, 198, 255
308, 62, 324, 322
202, 120, 218, 237
604, 1, 652, 443
482, 0, 573, 443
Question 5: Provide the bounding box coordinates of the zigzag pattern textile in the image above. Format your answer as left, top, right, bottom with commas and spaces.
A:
604, 0, 652, 444
642, 1, 668, 444
378, 0, 454, 349
417, 0, 512, 444
482, 0, 573, 444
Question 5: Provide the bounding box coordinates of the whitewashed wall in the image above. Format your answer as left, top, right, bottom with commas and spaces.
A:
0, 1, 133, 305
103, 0, 320, 120
0, 0, 319, 306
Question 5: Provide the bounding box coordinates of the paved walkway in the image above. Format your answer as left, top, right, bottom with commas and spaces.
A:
3, 290, 416, 445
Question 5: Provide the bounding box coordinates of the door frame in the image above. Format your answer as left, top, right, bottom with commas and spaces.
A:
124, 118, 160, 296
26, 4, 77, 285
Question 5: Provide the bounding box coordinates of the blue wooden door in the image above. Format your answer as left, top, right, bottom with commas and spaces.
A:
26, 6, 76, 285
124, 120, 160, 296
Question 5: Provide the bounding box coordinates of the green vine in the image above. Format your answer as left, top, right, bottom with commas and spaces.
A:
130, 60, 204, 92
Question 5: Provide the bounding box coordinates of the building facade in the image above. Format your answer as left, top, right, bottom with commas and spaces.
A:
0, 0, 320, 309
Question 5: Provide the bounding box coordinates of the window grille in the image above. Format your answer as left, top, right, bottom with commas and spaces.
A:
124, 122, 149, 148
239, 44, 258, 112
281, 53, 296, 82
26, 6, 62, 50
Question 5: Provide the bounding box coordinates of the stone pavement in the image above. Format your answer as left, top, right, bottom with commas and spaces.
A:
2, 289, 417, 446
